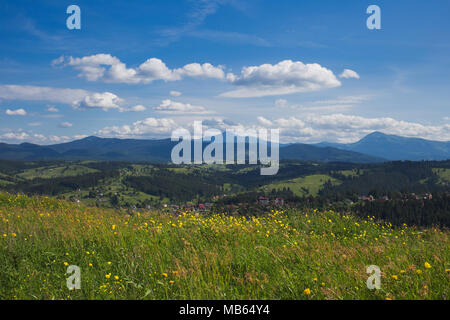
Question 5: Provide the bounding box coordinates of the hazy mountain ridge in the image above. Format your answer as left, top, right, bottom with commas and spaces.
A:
317, 132, 450, 161
0, 132, 448, 163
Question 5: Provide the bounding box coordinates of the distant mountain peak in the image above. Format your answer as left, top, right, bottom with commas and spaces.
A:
365, 131, 387, 138
81, 136, 102, 141
322, 132, 449, 161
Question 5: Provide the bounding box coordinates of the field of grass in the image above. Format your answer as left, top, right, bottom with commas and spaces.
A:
0, 172, 16, 187
0, 192, 449, 300
433, 168, 450, 185
337, 169, 364, 178
261, 174, 341, 197
17, 165, 99, 180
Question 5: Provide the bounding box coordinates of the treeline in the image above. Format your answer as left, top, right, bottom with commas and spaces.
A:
124, 170, 222, 202
351, 193, 450, 227
6, 171, 119, 196
0, 159, 64, 174
322, 161, 449, 197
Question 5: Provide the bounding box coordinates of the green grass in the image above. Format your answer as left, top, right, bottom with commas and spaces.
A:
0, 192, 448, 300
0, 179, 13, 186
261, 174, 341, 196
337, 169, 364, 178
433, 168, 450, 185
17, 165, 99, 180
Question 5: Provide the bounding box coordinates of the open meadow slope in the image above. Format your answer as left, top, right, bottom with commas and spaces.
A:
0, 193, 448, 300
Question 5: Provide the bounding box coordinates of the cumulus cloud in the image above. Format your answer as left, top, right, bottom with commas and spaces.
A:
47, 106, 59, 112
221, 60, 341, 98
170, 91, 182, 97
129, 105, 147, 112
97, 117, 178, 138
96, 117, 253, 140
0, 85, 127, 112
54, 54, 225, 84
257, 116, 273, 127
118, 105, 147, 112
0, 131, 74, 144
6, 108, 27, 116
59, 122, 73, 128
73, 92, 123, 111
52, 56, 355, 100
0, 132, 30, 140
339, 69, 360, 79
154, 99, 211, 114
73, 134, 88, 140
257, 113, 450, 143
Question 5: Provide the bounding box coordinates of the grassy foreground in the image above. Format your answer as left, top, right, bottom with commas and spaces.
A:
0, 192, 448, 300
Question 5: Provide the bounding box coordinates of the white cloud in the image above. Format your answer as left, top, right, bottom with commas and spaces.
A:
54, 54, 225, 84
339, 69, 360, 79
0, 85, 89, 104
221, 60, 341, 98
59, 122, 73, 128
73, 135, 88, 140
258, 113, 450, 143
6, 108, 27, 116
73, 92, 123, 111
118, 105, 147, 112
154, 99, 211, 114
0, 85, 126, 112
179, 62, 224, 79
0, 131, 83, 144
47, 106, 59, 112
97, 117, 178, 138
257, 116, 273, 127
129, 105, 147, 112
0, 132, 29, 140
170, 91, 182, 97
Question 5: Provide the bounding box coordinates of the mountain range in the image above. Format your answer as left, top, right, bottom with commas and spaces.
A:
0, 132, 448, 163
317, 132, 450, 161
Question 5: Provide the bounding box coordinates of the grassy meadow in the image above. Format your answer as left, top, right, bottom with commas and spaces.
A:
0, 192, 449, 300
260, 174, 341, 197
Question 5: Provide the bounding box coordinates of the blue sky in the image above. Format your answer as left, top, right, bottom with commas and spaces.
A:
0, 0, 449, 144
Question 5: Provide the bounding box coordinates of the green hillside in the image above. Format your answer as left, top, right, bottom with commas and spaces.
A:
0, 192, 448, 300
